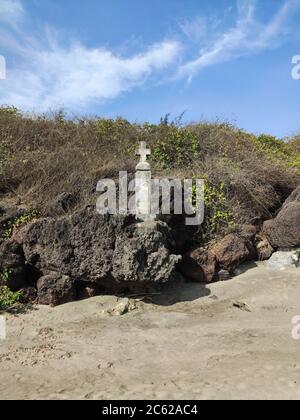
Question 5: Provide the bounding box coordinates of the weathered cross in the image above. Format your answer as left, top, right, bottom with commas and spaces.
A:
136, 141, 151, 163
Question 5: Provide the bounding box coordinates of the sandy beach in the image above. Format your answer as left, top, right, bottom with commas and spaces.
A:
0, 262, 299, 400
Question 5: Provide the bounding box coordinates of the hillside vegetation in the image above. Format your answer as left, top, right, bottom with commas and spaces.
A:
0, 106, 299, 241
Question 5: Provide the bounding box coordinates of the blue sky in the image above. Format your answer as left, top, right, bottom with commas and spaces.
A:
0, 0, 300, 137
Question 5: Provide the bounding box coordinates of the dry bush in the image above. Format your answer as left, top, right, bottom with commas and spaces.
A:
0, 107, 299, 240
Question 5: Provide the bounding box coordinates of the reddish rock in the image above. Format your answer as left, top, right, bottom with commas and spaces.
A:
180, 247, 216, 283
210, 234, 251, 273
78, 283, 99, 300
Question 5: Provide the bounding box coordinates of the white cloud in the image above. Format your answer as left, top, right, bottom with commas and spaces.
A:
178, 0, 300, 80
0, 38, 181, 111
0, 0, 24, 26
179, 16, 207, 42
0, 1, 181, 112
0, 0, 299, 111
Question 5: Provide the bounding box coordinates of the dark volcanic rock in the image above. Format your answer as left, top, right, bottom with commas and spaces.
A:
0, 239, 27, 290
0, 206, 27, 244
37, 274, 76, 306
263, 188, 300, 248
23, 207, 180, 294
19, 286, 37, 304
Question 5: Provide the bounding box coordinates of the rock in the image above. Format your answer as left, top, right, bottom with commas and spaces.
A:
47, 192, 77, 216
164, 216, 195, 254
19, 286, 37, 304
0, 240, 27, 290
78, 283, 99, 300
210, 234, 251, 273
179, 256, 206, 283
263, 202, 300, 248
111, 220, 181, 291
266, 250, 300, 271
263, 188, 300, 249
180, 230, 258, 283
256, 237, 274, 261
215, 269, 231, 281
234, 224, 258, 241
0, 206, 28, 244
179, 247, 216, 283
106, 298, 137, 316
283, 186, 300, 207
10, 222, 34, 245
232, 301, 252, 312
37, 274, 76, 306
23, 207, 180, 295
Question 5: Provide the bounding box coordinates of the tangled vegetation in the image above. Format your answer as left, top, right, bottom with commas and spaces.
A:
1, 210, 38, 240
0, 270, 21, 310
0, 106, 299, 242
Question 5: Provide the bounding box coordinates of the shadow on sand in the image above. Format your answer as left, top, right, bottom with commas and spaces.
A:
139, 261, 259, 307
145, 275, 211, 307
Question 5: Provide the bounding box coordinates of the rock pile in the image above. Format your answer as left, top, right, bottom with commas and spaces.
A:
0, 187, 299, 307
1, 206, 180, 306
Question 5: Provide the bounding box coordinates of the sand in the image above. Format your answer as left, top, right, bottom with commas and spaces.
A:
0, 262, 299, 400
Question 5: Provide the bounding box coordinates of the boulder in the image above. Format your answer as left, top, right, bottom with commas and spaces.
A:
210, 234, 252, 273
23, 207, 180, 294
0, 239, 27, 290
37, 274, 76, 306
180, 247, 216, 283
19, 286, 37, 304
179, 230, 257, 283
234, 224, 258, 241
283, 186, 300, 207
263, 190, 300, 248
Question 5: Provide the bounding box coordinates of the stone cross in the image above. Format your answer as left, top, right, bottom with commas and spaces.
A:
135, 141, 151, 167
134, 141, 155, 222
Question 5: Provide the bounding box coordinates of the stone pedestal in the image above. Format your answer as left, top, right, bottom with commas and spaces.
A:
135, 142, 155, 223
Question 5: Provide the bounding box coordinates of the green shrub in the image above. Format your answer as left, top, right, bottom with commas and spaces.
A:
153, 128, 199, 168
0, 270, 21, 311
203, 182, 234, 237
0, 106, 20, 118
2, 210, 38, 239
254, 134, 300, 172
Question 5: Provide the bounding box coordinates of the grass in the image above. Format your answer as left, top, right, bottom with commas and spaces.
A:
0, 106, 299, 242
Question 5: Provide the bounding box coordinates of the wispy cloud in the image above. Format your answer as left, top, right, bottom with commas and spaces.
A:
0, 1, 181, 112
0, 0, 24, 26
179, 16, 207, 43
177, 0, 300, 80
0, 0, 299, 112
1, 39, 181, 111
